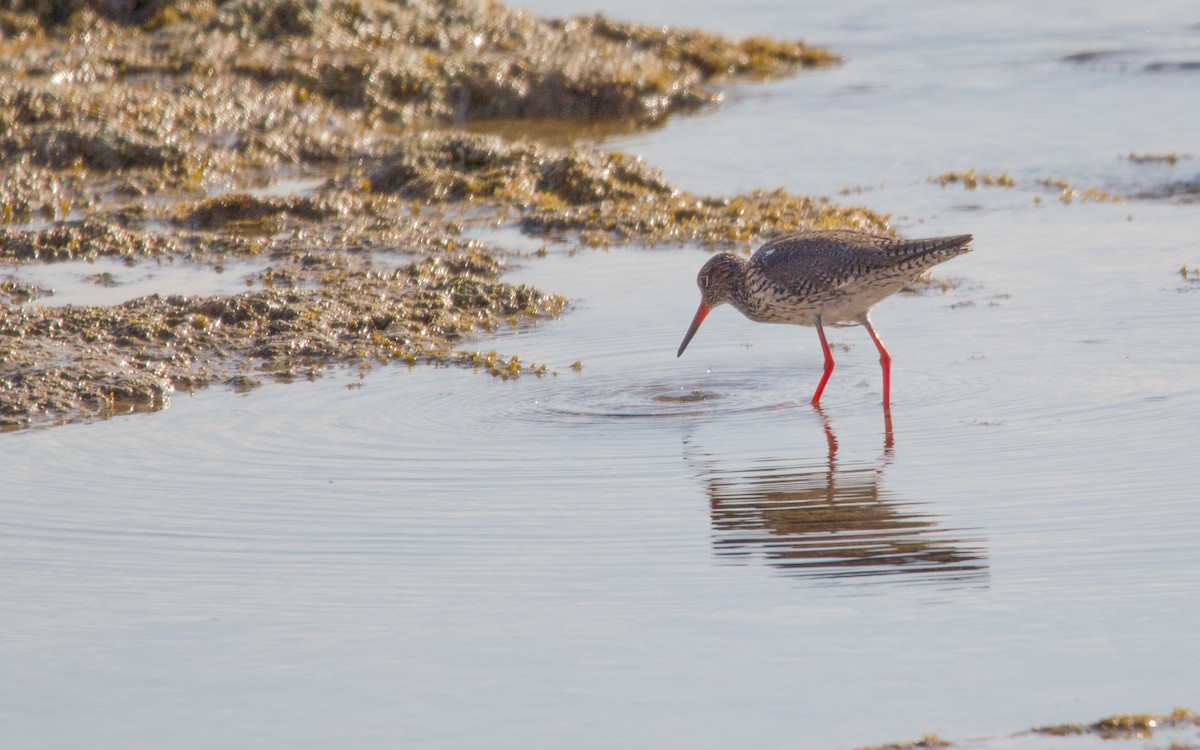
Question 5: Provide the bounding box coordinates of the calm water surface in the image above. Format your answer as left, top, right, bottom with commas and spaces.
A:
4, 1, 1200, 748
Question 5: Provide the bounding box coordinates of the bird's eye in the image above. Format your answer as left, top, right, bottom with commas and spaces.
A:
699, 274, 709, 288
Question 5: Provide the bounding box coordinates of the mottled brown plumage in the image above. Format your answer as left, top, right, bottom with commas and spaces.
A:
676, 229, 973, 405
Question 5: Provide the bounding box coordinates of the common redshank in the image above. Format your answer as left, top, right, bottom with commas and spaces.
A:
676, 230, 973, 405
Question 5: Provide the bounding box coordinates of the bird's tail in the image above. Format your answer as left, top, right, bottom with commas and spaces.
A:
888, 234, 973, 271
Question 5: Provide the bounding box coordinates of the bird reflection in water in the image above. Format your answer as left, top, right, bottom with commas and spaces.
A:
698, 407, 987, 586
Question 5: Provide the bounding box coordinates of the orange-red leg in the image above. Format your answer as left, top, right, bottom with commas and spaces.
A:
858, 313, 891, 406
811, 316, 835, 405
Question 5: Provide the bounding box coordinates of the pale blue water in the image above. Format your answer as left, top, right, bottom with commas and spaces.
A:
4, 1, 1200, 748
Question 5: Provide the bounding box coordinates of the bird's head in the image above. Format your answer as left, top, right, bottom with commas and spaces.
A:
677, 253, 746, 358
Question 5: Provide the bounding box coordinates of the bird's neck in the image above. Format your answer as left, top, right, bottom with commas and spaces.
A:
725, 264, 756, 319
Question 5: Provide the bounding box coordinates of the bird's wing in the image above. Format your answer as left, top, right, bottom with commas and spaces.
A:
754, 233, 892, 294
754, 232, 973, 294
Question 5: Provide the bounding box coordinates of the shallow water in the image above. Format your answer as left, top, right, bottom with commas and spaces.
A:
5, 256, 268, 307
4, 1, 1200, 748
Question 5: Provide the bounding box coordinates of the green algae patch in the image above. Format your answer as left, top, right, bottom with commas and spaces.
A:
931, 169, 1016, 189
0, 277, 52, 304
931, 168, 1129, 204
466, 349, 550, 380
580, 14, 841, 78
520, 187, 888, 247
854, 734, 949, 750
852, 708, 1200, 750
1179, 264, 1200, 286
1127, 152, 1191, 165
1034, 178, 1124, 204
1032, 708, 1200, 740
176, 192, 356, 231
0, 246, 566, 430
1, 0, 839, 131
364, 131, 674, 207
363, 131, 889, 247
0, 219, 181, 262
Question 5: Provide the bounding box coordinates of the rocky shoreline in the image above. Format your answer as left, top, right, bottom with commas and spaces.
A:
0, 0, 887, 430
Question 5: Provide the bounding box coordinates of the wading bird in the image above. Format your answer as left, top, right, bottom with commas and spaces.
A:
676, 230, 973, 405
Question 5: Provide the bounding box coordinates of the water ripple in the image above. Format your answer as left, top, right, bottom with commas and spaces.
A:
512, 370, 803, 425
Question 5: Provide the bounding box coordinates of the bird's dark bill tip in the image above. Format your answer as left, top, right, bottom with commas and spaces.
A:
677, 301, 711, 357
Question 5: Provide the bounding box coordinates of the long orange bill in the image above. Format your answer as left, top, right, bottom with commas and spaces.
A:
676, 301, 711, 357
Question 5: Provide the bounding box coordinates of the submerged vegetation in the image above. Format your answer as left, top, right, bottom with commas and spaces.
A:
1031, 708, 1200, 740
855, 709, 1200, 750
855, 734, 949, 750
931, 169, 1016, 189
1127, 152, 1191, 165
931, 169, 1124, 203
0, 0, 879, 430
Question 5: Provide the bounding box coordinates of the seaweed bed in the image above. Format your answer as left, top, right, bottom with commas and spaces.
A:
0, 0, 888, 430
856, 708, 1200, 750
